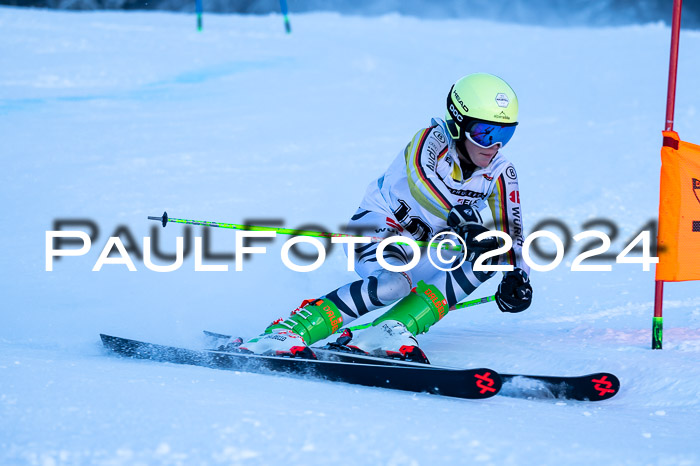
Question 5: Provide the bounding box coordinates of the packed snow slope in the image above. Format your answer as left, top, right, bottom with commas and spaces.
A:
1, 7, 700, 465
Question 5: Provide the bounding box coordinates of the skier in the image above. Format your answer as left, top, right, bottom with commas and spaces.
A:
230, 73, 533, 362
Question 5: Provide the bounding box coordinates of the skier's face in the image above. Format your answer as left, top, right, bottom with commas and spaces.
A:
463, 138, 499, 168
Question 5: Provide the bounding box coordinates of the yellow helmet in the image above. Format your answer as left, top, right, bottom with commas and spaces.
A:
445, 73, 519, 147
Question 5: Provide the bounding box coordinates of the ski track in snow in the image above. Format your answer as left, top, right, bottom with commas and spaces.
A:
1, 7, 700, 465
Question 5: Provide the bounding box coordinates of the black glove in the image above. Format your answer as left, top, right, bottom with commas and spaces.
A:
495, 268, 532, 313
447, 205, 500, 262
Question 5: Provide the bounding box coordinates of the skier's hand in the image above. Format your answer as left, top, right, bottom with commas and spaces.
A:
447, 205, 499, 261
495, 268, 532, 313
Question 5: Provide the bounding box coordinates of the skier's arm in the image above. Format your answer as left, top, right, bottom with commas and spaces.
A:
487, 166, 530, 275
487, 166, 533, 313
404, 126, 452, 220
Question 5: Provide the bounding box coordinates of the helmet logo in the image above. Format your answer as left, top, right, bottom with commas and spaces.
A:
493, 110, 511, 120
449, 103, 464, 122
495, 93, 509, 108
452, 89, 469, 112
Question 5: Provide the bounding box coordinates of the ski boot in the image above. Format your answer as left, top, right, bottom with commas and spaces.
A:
229, 298, 344, 359
328, 280, 450, 364
333, 321, 430, 363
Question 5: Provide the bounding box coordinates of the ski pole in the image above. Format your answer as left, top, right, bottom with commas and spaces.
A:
147, 211, 462, 251
454, 295, 495, 309
335, 294, 496, 334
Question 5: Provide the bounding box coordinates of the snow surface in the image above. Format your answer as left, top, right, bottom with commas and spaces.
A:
1, 7, 700, 465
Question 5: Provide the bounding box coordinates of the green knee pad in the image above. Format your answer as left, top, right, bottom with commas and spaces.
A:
267, 298, 344, 346
372, 281, 448, 335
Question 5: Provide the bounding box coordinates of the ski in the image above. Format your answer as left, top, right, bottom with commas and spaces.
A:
313, 348, 619, 402
311, 348, 619, 401
203, 330, 620, 401
100, 334, 501, 400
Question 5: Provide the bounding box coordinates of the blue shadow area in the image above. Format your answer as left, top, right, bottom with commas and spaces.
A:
0, 58, 292, 114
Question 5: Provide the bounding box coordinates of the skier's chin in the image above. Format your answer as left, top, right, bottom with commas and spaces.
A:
462, 139, 498, 168
474, 154, 494, 168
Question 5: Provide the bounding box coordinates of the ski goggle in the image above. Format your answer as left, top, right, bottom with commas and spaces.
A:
446, 116, 517, 148
464, 120, 518, 149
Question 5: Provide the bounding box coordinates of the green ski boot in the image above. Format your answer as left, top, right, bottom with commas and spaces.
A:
336, 281, 448, 363
238, 298, 344, 358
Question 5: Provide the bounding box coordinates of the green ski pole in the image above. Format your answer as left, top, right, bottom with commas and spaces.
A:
454, 295, 495, 309
147, 211, 462, 251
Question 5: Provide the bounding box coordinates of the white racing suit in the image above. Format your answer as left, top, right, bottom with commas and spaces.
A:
325, 117, 530, 324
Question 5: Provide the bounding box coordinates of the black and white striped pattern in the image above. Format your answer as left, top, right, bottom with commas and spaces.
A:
322, 209, 497, 324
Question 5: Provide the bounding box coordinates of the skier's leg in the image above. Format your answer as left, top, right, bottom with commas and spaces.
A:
324, 246, 414, 322
435, 254, 499, 308
369, 253, 498, 332
338, 251, 498, 361
336, 279, 447, 363
236, 211, 417, 356
305, 210, 419, 323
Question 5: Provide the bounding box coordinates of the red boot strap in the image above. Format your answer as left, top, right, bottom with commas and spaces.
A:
399, 345, 430, 364
290, 346, 317, 359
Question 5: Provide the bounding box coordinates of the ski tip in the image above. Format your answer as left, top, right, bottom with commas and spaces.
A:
100, 333, 124, 350
99, 334, 121, 353
203, 330, 231, 339
501, 371, 620, 402
587, 372, 620, 401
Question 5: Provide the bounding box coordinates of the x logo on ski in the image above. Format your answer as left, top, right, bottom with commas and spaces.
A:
592, 375, 616, 397
474, 371, 497, 394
